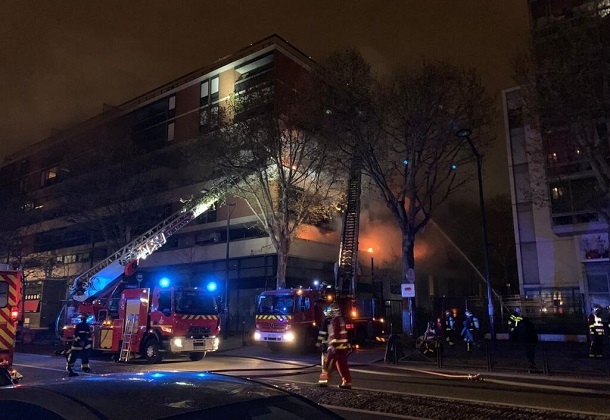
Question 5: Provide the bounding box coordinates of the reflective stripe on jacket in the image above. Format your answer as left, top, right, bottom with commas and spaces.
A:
328, 316, 350, 350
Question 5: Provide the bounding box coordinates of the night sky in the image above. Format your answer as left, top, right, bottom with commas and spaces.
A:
0, 1, 530, 198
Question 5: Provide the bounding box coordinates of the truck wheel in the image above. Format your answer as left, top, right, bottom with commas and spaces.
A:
143, 338, 162, 364
189, 352, 205, 361
268, 343, 282, 352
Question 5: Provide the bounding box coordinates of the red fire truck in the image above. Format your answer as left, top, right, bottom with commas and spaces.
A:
0, 264, 23, 382
59, 179, 233, 363
254, 285, 385, 352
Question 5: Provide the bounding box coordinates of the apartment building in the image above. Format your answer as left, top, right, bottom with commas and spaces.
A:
0, 35, 343, 333
504, 1, 610, 332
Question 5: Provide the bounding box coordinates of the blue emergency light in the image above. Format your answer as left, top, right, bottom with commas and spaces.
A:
159, 277, 171, 288
206, 281, 218, 292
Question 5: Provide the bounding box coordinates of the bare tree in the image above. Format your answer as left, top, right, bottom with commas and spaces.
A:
208, 84, 344, 289
515, 7, 610, 227
55, 134, 194, 258
322, 50, 495, 285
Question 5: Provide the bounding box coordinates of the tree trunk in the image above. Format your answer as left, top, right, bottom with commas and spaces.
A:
401, 229, 416, 337
401, 231, 416, 277
276, 237, 290, 290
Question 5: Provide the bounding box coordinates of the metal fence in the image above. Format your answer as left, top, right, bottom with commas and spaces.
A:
384, 334, 610, 380
431, 293, 587, 335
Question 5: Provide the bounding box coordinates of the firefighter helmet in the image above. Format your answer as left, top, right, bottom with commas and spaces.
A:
465, 310, 472, 317
593, 305, 601, 314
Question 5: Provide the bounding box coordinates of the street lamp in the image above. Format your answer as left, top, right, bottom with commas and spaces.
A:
456, 128, 495, 340
224, 203, 236, 339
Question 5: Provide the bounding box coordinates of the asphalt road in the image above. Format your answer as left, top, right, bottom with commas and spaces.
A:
12, 343, 610, 419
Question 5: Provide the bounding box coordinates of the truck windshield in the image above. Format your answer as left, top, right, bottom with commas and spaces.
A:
256, 295, 295, 315
174, 290, 217, 315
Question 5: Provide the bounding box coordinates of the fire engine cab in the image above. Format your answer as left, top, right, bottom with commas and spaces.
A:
63, 277, 220, 363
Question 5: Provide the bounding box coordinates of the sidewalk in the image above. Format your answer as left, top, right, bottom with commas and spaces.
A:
382, 335, 610, 382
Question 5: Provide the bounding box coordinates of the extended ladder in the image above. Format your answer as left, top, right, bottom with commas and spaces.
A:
118, 314, 138, 362
69, 175, 239, 302
337, 154, 362, 296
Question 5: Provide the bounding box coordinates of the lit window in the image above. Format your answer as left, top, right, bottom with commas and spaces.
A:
41, 167, 58, 186
548, 153, 557, 163
551, 187, 564, 200
169, 95, 175, 110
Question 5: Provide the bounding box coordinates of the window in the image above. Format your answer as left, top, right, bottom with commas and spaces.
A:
211, 76, 219, 102
588, 274, 609, 293
40, 166, 67, 187
200, 80, 209, 106
158, 291, 171, 313
0, 282, 8, 307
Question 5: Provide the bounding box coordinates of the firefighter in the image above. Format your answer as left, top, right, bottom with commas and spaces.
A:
508, 306, 523, 339
511, 312, 539, 372
67, 313, 93, 376
316, 306, 332, 386
319, 303, 352, 389
461, 310, 479, 352
588, 305, 605, 358
440, 310, 456, 347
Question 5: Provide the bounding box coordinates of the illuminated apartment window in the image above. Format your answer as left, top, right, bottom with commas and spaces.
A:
551, 186, 563, 200
547, 152, 557, 164
211, 76, 219, 102
200, 80, 209, 106
40, 167, 58, 187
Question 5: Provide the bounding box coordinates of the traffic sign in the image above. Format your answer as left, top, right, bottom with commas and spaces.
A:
401, 283, 415, 297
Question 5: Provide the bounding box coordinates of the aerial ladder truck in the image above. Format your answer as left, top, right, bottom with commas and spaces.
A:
58, 178, 235, 363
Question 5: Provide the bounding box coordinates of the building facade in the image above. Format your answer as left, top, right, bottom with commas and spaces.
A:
0, 35, 345, 333
504, 1, 610, 334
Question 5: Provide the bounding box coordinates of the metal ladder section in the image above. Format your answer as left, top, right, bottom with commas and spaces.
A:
119, 314, 139, 362
69, 175, 239, 301
337, 155, 362, 296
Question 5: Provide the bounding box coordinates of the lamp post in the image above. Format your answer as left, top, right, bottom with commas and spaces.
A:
456, 128, 495, 340
224, 203, 236, 339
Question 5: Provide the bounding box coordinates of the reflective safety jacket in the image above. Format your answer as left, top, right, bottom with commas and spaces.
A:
328, 316, 350, 351
71, 321, 92, 350
317, 317, 331, 351
588, 313, 604, 336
